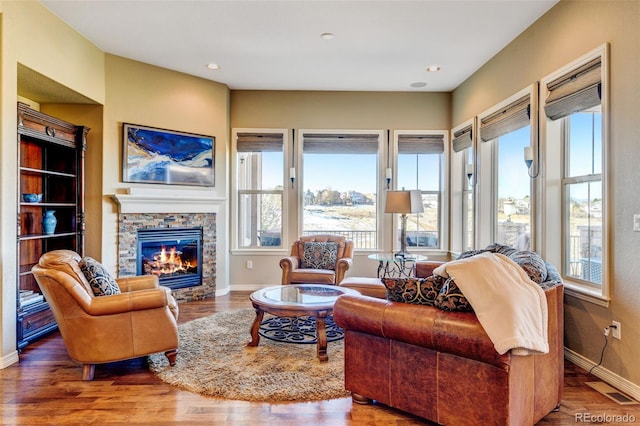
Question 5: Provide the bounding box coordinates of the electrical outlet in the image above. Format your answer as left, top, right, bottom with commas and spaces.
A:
634, 214, 640, 232
246, 260, 253, 269
611, 321, 621, 339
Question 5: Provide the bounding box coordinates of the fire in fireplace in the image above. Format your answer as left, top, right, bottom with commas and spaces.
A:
137, 227, 203, 290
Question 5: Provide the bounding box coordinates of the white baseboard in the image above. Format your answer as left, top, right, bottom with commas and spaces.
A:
228, 284, 269, 292
0, 350, 19, 369
565, 347, 640, 402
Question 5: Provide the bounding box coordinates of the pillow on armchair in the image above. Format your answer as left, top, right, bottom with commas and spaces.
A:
78, 257, 121, 297
300, 241, 339, 270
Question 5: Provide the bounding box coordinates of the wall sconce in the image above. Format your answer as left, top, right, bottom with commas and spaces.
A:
524, 146, 539, 178
465, 163, 474, 186
289, 167, 296, 188
385, 167, 392, 190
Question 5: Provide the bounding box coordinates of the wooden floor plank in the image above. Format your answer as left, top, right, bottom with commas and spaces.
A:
1, 292, 638, 425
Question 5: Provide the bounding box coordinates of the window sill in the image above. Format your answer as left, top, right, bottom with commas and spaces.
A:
563, 280, 610, 308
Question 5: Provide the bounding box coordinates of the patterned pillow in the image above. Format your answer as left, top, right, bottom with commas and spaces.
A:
382, 276, 443, 305
456, 249, 486, 260
78, 257, 121, 297
301, 242, 339, 270
508, 250, 548, 284
485, 243, 518, 256
434, 278, 474, 312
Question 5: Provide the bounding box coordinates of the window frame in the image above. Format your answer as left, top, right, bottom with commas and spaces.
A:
298, 129, 385, 252
392, 129, 449, 254
540, 43, 609, 305
451, 119, 476, 254
476, 85, 537, 250
231, 128, 289, 253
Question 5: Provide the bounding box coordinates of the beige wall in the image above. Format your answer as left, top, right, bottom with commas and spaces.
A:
101, 54, 230, 278
0, 1, 105, 364
452, 0, 640, 386
229, 90, 451, 285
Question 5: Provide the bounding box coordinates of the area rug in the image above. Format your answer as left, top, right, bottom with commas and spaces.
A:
148, 308, 350, 402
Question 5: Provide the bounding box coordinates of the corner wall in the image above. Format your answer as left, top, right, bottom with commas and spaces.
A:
451, 0, 640, 387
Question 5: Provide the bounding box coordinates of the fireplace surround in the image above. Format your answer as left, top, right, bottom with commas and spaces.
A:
118, 213, 216, 301
137, 227, 203, 290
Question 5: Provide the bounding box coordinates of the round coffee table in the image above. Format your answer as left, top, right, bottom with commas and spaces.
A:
247, 284, 360, 362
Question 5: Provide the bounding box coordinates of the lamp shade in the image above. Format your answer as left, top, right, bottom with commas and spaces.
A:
385, 190, 424, 214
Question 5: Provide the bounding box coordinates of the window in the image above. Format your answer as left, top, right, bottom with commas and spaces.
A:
479, 89, 534, 250
542, 44, 608, 302
234, 130, 286, 249
452, 122, 475, 252
395, 131, 446, 250
564, 110, 602, 284
301, 131, 381, 249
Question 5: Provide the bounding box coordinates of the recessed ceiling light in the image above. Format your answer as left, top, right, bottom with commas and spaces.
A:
207, 63, 221, 70
426, 65, 441, 72
410, 82, 427, 88
320, 32, 335, 40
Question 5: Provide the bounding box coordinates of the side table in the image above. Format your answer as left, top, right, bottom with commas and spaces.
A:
367, 253, 427, 278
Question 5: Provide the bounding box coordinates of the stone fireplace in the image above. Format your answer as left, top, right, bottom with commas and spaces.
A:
137, 227, 203, 290
112, 189, 226, 301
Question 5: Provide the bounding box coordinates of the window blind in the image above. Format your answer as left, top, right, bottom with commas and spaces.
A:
545, 57, 601, 120
397, 134, 445, 154
236, 132, 283, 152
480, 95, 530, 142
302, 133, 379, 154
452, 125, 473, 152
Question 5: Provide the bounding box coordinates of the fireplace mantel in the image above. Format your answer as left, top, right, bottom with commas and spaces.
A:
112, 189, 226, 214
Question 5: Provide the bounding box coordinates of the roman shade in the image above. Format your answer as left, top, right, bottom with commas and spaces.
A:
480, 95, 530, 142
452, 125, 473, 152
302, 133, 379, 154
397, 133, 445, 154
544, 57, 601, 120
236, 132, 284, 152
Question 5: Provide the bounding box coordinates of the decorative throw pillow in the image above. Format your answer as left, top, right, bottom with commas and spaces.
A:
78, 257, 121, 297
456, 249, 486, 260
434, 278, 474, 312
301, 241, 339, 270
508, 250, 548, 284
382, 276, 442, 306
485, 243, 518, 257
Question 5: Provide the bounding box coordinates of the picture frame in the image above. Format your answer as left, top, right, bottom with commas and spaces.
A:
123, 123, 215, 187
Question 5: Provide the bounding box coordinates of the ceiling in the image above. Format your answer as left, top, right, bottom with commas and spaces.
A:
40, 0, 557, 93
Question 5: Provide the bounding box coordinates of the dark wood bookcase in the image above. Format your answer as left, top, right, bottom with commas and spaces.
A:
16, 102, 88, 350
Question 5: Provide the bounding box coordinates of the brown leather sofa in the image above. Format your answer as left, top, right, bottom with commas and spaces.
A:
334, 261, 564, 425
280, 234, 353, 285
31, 249, 179, 381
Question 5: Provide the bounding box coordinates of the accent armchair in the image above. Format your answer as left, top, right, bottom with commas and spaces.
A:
280, 235, 353, 285
31, 249, 179, 381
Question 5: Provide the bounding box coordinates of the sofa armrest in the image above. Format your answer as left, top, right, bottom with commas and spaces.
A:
116, 275, 159, 292
279, 256, 300, 284
335, 258, 353, 284
84, 287, 173, 316
415, 261, 445, 278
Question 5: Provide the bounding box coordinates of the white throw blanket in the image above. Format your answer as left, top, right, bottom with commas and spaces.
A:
433, 252, 548, 356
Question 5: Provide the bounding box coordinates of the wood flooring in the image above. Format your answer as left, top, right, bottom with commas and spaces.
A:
2, 292, 638, 425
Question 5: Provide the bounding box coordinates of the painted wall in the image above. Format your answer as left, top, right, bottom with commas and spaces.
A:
102, 54, 230, 287
451, 0, 640, 387
0, 1, 105, 365
229, 90, 451, 286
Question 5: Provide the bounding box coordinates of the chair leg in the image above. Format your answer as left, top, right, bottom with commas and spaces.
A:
82, 364, 95, 381
351, 393, 372, 405
165, 349, 178, 366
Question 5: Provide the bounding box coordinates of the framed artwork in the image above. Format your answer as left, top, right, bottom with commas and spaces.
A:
123, 123, 215, 187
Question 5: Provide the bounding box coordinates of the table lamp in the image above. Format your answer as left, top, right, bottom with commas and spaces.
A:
385, 190, 424, 258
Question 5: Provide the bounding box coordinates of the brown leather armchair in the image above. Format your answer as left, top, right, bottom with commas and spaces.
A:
280, 235, 353, 285
31, 249, 179, 381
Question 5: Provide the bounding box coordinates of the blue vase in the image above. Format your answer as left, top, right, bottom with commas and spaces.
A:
42, 210, 57, 235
